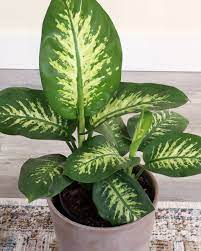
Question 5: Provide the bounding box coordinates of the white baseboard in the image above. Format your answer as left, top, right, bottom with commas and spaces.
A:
1, 31, 201, 72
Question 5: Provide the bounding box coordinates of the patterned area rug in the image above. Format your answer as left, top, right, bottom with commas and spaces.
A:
0, 199, 201, 251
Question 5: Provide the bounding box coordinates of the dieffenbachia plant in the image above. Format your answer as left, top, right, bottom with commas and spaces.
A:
0, 0, 200, 227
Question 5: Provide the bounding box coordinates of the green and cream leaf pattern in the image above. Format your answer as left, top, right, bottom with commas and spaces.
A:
128, 111, 189, 150
40, 0, 122, 119
96, 117, 131, 156
18, 154, 72, 202
64, 136, 132, 183
93, 171, 154, 226
0, 88, 75, 140
90, 83, 188, 127
143, 133, 201, 177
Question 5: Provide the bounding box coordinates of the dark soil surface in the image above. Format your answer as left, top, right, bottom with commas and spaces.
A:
53, 170, 155, 228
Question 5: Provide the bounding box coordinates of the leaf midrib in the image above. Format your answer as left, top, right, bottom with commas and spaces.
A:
77, 153, 121, 169
93, 101, 162, 127
145, 114, 171, 137
0, 113, 66, 133
145, 113, 185, 140
65, 2, 85, 140
141, 114, 174, 144
149, 155, 201, 163
99, 122, 117, 146
108, 178, 135, 220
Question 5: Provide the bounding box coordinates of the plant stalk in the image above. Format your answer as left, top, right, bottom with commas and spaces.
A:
76, 47, 85, 147
67, 142, 74, 152
129, 110, 144, 158
71, 139, 77, 150
78, 101, 85, 148
87, 130, 93, 140
135, 166, 145, 180
128, 110, 145, 176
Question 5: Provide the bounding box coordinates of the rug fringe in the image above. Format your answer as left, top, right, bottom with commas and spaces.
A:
0, 198, 47, 207
157, 201, 201, 209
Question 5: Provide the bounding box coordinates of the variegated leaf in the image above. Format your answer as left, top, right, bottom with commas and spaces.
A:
128, 111, 189, 150
90, 83, 188, 127
64, 136, 134, 183
40, 0, 122, 119
0, 88, 75, 140
93, 171, 154, 226
143, 133, 201, 177
19, 154, 72, 202
95, 117, 131, 156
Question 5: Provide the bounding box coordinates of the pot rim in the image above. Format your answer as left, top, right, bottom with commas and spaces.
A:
48, 170, 159, 232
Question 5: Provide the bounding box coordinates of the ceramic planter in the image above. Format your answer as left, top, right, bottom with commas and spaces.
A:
48, 171, 158, 251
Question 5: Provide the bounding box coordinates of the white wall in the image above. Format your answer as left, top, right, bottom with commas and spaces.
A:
0, 0, 201, 71
1, 0, 201, 33
101, 0, 201, 33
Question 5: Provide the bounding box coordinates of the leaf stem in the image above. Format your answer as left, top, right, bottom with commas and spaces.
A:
67, 142, 74, 152
76, 49, 85, 148
135, 166, 145, 180
129, 110, 145, 158
128, 111, 145, 176
128, 167, 133, 176
87, 130, 93, 140
78, 104, 85, 148
71, 139, 77, 150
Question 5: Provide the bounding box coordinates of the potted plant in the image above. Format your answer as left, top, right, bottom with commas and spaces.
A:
0, 0, 201, 250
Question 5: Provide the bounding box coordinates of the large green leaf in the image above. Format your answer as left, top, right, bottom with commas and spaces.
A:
128, 111, 189, 150
90, 82, 188, 127
93, 171, 154, 226
40, 0, 122, 119
95, 117, 131, 156
64, 136, 137, 183
143, 133, 201, 177
19, 154, 72, 202
0, 88, 75, 140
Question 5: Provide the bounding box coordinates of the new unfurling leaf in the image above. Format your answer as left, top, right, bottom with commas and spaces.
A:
128, 111, 189, 150
129, 110, 153, 158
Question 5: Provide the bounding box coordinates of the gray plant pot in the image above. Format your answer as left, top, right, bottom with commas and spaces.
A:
48, 171, 158, 251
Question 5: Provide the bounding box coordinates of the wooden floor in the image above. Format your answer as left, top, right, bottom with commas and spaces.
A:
0, 70, 201, 201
